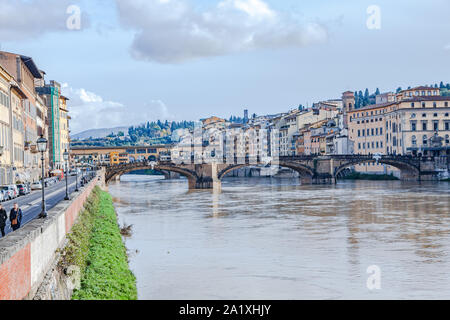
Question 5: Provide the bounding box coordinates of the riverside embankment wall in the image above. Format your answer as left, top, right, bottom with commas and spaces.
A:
0, 175, 101, 300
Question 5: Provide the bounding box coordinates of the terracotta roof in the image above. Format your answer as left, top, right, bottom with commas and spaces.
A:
401, 96, 450, 102
401, 86, 439, 92
348, 101, 396, 113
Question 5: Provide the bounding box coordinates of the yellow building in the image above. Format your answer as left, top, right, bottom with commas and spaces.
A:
347, 86, 450, 174
59, 95, 70, 157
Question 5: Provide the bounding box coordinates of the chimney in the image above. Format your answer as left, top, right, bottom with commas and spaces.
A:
16, 56, 22, 83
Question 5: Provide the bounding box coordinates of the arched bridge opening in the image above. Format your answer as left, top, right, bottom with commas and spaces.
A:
217, 162, 316, 185
106, 165, 199, 188
334, 158, 420, 181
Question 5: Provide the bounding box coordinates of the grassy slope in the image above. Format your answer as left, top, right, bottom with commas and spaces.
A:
62, 187, 137, 300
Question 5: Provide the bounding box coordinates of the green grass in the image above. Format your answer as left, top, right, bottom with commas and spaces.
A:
342, 172, 399, 181
60, 187, 137, 300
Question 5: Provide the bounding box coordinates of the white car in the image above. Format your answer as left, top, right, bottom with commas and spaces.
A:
31, 181, 43, 190
1, 185, 16, 200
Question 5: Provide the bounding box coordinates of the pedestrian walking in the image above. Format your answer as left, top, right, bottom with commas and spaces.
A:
0, 204, 7, 237
10, 203, 22, 232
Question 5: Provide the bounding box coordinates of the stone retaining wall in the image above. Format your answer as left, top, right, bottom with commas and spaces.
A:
0, 175, 100, 300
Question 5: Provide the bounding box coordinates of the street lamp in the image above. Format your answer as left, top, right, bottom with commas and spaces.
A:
75, 160, 79, 192
63, 149, 70, 200
80, 161, 85, 187
37, 135, 48, 218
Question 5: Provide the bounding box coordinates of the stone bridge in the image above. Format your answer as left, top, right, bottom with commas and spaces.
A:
104, 155, 449, 189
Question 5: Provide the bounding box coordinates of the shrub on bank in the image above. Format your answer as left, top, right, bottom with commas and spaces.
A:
60, 187, 137, 300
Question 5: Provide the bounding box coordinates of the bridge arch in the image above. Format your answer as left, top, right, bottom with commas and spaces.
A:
217, 162, 315, 184
106, 164, 199, 188
334, 158, 420, 181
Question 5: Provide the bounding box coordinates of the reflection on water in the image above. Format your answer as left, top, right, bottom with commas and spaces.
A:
108, 175, 450, 299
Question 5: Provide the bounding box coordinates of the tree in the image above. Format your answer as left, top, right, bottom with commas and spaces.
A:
375, 88, 380, 95
396, 87, 402, 93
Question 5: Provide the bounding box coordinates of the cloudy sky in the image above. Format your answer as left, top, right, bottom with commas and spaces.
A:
0, 0, 449, 134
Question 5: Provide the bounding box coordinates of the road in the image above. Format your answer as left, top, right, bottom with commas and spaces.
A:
0, 174, 92, 237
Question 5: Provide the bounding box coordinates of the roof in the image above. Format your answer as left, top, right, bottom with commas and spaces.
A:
401, 96, 450, 102
401, 86, 438, 92
10, 84, 27, 99
349, 101, 396, 113
71, 145, 170, 151
19, 55, 42, 79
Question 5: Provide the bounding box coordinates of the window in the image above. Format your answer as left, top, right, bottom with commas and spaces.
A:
371, 128, 374, 136
433, 122, 439, 131
358, 143, 361, 150
433, 102, 437, 108
412, 136, 417, 145
422, 102, 426, 108
422, 113, 427, 117
445, 102, 448, 107
411, 113, 416, 118
411, 102, 415, 108
445, 122, 450, 131
423, 135, 428, 145
380, 128, 383, 135
380, 141, 383, 148
422, 122, 427, 131
376, 128, 379, 135
446, 135, 449, 144
393, 137, 397, 147
434, 113, 438, 117
411, 122, 417, 131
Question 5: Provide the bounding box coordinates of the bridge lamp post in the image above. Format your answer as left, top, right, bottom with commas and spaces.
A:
63, 149, 70, 200
37, 135, 48, 219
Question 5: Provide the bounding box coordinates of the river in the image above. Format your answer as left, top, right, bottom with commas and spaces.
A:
108, 175, 450, 299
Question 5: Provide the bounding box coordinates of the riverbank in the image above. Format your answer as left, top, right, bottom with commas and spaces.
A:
342, 172, 399, 181
59, 186, 137, 300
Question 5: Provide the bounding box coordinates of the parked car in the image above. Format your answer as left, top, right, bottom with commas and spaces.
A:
31, 181, 43, 190
1, 185, 16, 200
0, 190, 5, 202
17, 184, 30, 196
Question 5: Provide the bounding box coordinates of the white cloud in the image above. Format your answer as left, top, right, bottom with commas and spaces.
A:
62, 84, 173, 134
0, 0, 88, 41
116, 0, 328, 63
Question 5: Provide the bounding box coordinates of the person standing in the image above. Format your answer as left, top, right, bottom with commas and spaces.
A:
10, 203, 22, 232
0, 204, 7, 237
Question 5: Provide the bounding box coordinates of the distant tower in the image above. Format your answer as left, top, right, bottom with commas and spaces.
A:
342, 91, 355, 129
244, 109, 249, 124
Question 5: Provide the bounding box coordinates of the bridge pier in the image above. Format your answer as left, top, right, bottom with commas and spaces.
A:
312, 174, 334, 185
300, 175, 313, 185
163, 171, 180, 180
